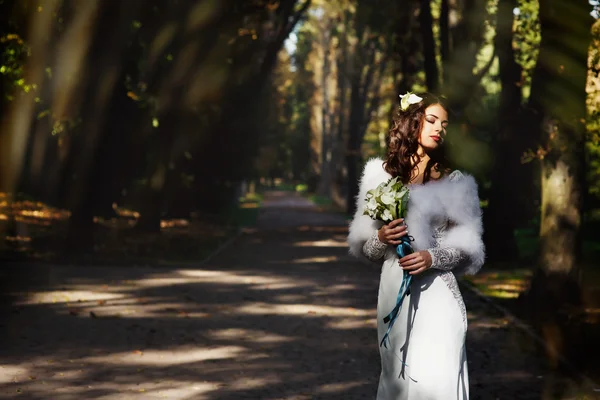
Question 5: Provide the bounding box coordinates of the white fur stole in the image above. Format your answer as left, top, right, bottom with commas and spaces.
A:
347, 157, 485, 275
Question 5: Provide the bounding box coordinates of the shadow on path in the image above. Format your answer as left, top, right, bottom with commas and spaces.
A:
0, 192, 582, 399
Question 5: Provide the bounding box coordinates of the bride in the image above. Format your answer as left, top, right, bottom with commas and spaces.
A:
348, 92, 485, 399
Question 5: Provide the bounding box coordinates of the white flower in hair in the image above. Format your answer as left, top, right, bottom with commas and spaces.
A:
399, 92, 423, 111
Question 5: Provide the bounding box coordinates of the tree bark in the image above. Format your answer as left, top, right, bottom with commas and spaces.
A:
440, 0, 450, 87
483, 0, 523, 263
345, 47, 375, 214
530, 0, 591, 274
522, 0, 592, 371
419, 0, 439, 92
64, 0, 141, 251
316, 20, 333, 197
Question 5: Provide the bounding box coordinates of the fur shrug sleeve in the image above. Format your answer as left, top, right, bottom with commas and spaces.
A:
404, 170, 485, 276
347, 158, 391, 264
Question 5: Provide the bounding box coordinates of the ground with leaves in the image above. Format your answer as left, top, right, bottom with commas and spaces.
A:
0, 192, 597, 399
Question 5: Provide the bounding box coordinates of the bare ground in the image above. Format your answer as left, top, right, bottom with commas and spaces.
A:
0, 191, 598, 399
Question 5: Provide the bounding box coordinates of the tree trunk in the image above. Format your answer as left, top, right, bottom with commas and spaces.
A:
316, 21, 333, 197
442, 0, 487, 108
331, 16, 350, 209
419, 0, 439, 92
482, 0, 523, 263
440, 0, 450, 88
135, 163, 167, 233
345, 73, 365, 215
522, 0, 592, 372
64, 0, 138, 252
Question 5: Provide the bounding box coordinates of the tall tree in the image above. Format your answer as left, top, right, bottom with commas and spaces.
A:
524, 0, 592, 368
439, 0, 450, 86
483, 0, 524, 262
442, 0, 490, 108
345, 0, 404, 214
419, 0, 440, 92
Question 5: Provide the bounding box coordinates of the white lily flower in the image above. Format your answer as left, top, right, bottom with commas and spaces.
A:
399, 92, 423, 111
366, 198, 378, 211
382, 209, 393, 222
381, 191, 395, 205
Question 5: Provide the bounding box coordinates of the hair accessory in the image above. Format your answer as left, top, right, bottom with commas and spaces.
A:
399, 92, 423, 111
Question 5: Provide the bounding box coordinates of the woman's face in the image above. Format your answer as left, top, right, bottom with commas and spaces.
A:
418, 103, 448, 151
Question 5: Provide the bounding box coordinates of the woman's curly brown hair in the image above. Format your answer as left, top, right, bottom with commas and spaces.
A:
385, 92, 450, 184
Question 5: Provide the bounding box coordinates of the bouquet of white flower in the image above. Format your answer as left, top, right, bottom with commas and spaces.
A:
363, 176, 410, 223
363, 176, 413, 349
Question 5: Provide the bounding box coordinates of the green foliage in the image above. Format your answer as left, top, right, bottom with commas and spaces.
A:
0, 34, 33, 101
295, 183, 308, 192
513, 0, 541, 101
586, 20, 600, 205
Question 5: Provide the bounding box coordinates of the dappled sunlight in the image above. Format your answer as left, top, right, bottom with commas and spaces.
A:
1, 221, 571, 399
5, 235, 31, 242
482, 290, 521, 299
317, 381, 370, 394
274, 294, 307, 303
4, 368, 220, 399
206, 328, 295, 344
291, 255, 339, 263
226, 377, 280, 391
251, 281, 303, 290
326, 317, 376, 330
60, 301, 210, 319
15, 290, 126, 306
0, 0, 596, 395
236, 302, 370, 317
0, 195, 71, 227
0, 365, 30, 384
177, 269, 315, 291
124, 276, 202, 289
85, 346, 246, 366
463, 269, 532, 299
160, 219, 190, 229
185, 0, 219, 33
469, 317, 511, 330
293, 239, 348, 247
130, 382, 218, 399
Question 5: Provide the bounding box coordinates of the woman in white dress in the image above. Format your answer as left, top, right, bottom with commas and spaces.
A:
347, 93, 485, 399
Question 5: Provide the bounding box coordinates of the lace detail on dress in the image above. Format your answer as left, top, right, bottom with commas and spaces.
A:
427, 209, 469, 330
437, 271, 467, 330
429, 247, 469, 270
362, 230, 388, 261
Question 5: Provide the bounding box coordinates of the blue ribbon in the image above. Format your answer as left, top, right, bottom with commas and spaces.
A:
380, 235, 414, 349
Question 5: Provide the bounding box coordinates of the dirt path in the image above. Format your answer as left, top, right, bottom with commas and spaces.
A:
0, 191, 594, 399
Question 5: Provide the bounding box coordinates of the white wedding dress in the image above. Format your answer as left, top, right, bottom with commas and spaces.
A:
347, 159, 485, 400
365, 222, 469, 399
